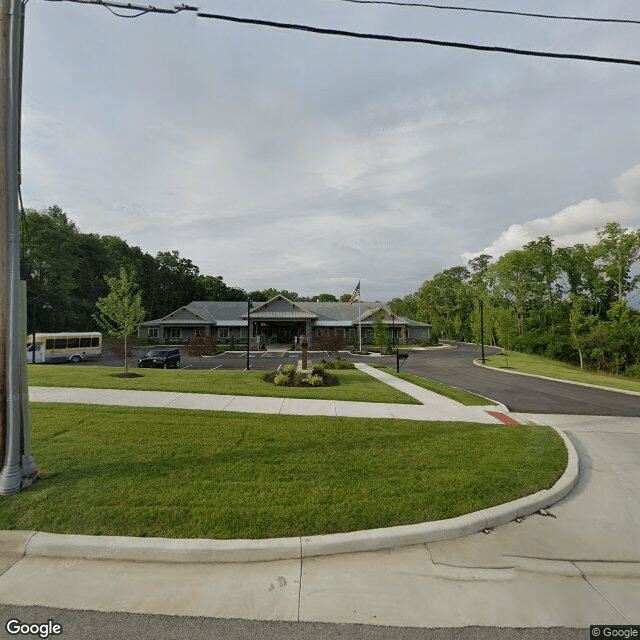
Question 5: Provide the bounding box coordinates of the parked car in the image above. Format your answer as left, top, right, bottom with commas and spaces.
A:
137, 348, 181, 369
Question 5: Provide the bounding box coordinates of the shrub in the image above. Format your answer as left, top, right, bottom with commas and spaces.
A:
624, 363, 640, 379
309, 374, 324, 386
186, 336, 218, 357
281, 364, 296, 375
315, 330, 349, 355
273, 372, 289, 386
312, 362, 327, 373
330, 358, 354, 369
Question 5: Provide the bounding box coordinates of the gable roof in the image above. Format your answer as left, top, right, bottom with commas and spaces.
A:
139, 306, 209, 327
245, 295, 317, 320
140, 298, 430, 328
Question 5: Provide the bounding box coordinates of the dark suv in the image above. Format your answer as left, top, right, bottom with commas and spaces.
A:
137, 348, 181, 369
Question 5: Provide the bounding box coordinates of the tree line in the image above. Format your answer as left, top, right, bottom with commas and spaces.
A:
389, 222, 640, 376
20, 205, 353, 333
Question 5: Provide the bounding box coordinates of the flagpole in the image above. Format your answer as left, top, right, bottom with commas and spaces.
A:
358, 284, 362, 353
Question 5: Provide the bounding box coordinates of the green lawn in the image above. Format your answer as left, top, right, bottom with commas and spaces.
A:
0, 404, 567, 539
485, 351, 640, 393
27, 365, 420, 405
373, 366, 495, 406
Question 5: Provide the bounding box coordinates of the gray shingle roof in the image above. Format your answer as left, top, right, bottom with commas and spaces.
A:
140, 297, 430, 328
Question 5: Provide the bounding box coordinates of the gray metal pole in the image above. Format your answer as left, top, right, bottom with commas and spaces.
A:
480, 299, 486, 364
0, 1, 8, 472
20, 280, 36, 480
0, 0, 25, 494
246, 299, 250, 370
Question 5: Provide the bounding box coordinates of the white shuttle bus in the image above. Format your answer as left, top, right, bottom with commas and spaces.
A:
27, 332, 102, 363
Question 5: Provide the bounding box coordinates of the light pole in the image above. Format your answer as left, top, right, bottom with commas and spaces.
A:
246, 299, 252, 370
479, 298, 486, 364
391, 312, 401, 373
0, 0, 32, 495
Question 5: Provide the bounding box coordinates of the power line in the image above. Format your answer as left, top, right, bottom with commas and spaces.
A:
40, 1, 640, 67
41, 0, 197, 17
196, 12, 640, 67
329, 1, 640, 27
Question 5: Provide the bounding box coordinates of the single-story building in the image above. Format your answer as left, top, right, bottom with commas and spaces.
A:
138, 295, 431, 347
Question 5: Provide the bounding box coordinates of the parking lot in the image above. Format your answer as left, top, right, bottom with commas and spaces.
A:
86, 345, 399, 372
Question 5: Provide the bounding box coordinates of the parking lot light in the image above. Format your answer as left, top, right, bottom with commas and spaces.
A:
246, 299, 253, 370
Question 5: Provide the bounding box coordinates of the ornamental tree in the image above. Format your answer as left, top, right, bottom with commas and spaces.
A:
93, 267, 146, 373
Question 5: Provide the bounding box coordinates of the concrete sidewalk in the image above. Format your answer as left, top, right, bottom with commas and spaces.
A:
27, 362, 504, 424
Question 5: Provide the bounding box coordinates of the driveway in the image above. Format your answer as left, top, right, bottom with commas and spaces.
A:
400, 343, 640, 416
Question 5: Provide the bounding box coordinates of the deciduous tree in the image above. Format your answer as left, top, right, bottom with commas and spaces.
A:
93, 267, 146, 373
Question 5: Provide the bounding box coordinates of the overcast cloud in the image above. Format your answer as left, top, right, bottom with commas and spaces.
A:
21, 0, 640, 300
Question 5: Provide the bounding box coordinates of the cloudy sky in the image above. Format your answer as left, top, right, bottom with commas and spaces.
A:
21, 0, 640, 301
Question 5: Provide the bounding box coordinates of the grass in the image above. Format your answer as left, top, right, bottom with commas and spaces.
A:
484, 351, 640, 393
27, 364, 420, 405
0, 404, 567, 539
372, 365, 495, 406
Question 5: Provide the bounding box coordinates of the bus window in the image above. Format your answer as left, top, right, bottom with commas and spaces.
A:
54, 338, 67, 349
80, 337, 91, 347
91, 337, 100, 347
67, 338, 79, 348
46, 339, 55, 349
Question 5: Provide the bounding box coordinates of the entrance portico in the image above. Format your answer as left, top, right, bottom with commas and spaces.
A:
242, 296, 317, 346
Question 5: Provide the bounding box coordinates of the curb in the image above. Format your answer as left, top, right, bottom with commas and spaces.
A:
20, 425, 578, 564
473, 359, 640, 397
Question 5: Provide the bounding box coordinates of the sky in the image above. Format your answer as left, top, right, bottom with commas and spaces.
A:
20, 0, 640, 301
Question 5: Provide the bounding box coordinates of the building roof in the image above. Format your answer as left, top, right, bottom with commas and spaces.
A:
140, 296, 430, 328
246, 295, 317, 319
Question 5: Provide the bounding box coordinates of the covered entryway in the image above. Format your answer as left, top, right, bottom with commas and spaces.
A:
260, 321, 306, 345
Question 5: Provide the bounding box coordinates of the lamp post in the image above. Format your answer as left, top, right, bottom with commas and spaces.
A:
246, 299, 252, 371
479, 298, 486, 364
391, 312, 401, 373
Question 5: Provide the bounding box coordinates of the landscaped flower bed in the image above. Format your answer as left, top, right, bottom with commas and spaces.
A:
264, 364, 339, 387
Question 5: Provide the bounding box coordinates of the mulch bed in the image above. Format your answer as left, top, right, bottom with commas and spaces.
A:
112, 373, 144, 379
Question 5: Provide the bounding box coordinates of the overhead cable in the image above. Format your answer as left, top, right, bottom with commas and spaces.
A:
41, 1, 640, 67
42, 0, 197, 17
196, 12, 640, 67
330, 1, 640, 26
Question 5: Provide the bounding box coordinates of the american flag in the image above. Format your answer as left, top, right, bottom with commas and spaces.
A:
349, 281, 361, 304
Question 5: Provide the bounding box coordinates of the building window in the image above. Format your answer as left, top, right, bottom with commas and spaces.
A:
218, 328, 229, 339
148, 328, 159, 338
168, 328, 181, 339
195, 327, 206, 337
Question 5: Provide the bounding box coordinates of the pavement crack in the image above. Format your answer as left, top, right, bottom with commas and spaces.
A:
0, 532, 38, 579
572, 561, 631, 623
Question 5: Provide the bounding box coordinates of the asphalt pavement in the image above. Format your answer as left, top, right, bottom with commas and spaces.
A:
401, 343, 640, 416
0, 605, 588, 640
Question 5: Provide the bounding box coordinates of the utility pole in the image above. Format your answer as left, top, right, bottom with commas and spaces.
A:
0, 0, 36, 495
